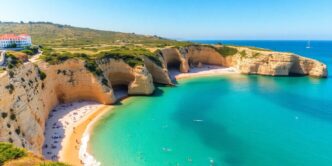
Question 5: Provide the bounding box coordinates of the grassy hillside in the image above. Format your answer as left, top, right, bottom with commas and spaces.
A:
0, 22, 187, 48
0, 142, 68, 166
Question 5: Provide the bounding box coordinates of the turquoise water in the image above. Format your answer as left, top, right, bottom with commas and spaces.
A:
90, 41, 332, 166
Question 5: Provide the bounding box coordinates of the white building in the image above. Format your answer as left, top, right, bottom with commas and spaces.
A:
0, 34, 32, 49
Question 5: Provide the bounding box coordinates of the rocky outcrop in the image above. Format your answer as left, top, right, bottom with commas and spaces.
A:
98, 59, 154, 95
143, 56, 172, 85
181, 45, 226, 67
0, 44, 327, 157
161, 48, 189, 73
160, 45, 327, 78
0, 59, 154, 154
232, 47, 328, 77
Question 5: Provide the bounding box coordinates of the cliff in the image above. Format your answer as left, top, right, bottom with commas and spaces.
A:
0, 44, 328, 157
160, 45, 327, 78
0, 58, 154, 154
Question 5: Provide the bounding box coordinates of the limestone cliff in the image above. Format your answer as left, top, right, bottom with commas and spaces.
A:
161, 48, 189, 73
143, 56, 172, 85
0, 59, 154, 154
160, 45, 327, 78
97, 59, 154, 95
0, 44, 328, 157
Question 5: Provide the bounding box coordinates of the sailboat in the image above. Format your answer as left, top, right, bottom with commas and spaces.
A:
306, 40, 311, 49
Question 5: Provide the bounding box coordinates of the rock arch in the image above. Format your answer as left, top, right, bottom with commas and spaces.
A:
183, 46, 231, 67
161, 48, 189, 73
97, 59, 154, 99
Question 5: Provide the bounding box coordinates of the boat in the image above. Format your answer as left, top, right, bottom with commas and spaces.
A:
306, 40, 311, 49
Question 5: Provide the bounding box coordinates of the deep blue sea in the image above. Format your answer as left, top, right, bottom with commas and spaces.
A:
90, 41, 332, 166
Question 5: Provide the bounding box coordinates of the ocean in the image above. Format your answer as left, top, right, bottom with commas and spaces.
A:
89, 41, 332, 166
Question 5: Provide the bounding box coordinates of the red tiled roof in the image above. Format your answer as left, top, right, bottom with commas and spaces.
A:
0, 34, 30, 40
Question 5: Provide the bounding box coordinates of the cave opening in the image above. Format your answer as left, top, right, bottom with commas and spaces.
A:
167, 60, 181, 72
108, 72, 135, 100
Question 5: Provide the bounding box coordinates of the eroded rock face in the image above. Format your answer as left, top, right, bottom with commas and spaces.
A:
160, 45, 328, 78
0, 59, 155, 154
143, 56, 172, 85
0, 44, 327, 156
232, 47, 328, 77
98, 59, 155, 95
161, 48, 189, 73
182, 46, 227, 67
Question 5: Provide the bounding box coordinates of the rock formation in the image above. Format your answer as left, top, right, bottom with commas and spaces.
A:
0, 44, 328, 156
161, 48, 189, 73
0, 58, 154, 154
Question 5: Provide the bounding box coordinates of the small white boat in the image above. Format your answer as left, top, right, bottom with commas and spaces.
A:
306, 41, 311, 49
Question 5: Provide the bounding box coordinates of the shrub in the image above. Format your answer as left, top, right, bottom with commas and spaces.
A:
215, 46, 238, 56
5, 84, 15, 94
245, 46, 270, 51
10, 113, 16, 121
240, 50, 247, 58
145, 52, 162, 67
101, 78, 108, 86
15, 127, 21, 135
39, 162, 70, 166
84, 60, 103, 76
0, 142, 27, 165
21, 49, 33, 55
37, 68, 47, 80
252, 52, 261, 58
1, 112, 8, 118
8, 71, 14, 78
5, 53, 22, 69
97, 51, 144, 67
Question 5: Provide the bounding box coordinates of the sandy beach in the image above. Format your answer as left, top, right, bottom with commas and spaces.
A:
169, 65, 239, 80
42, 65, 238, 166
42, 101, 112, 166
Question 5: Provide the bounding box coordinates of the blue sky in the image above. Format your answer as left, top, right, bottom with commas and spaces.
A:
1, 0, 331, 40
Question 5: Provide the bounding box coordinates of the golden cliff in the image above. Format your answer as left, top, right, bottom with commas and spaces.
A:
160, 45, 327, 78
0, 44, 328, 156
0, 58, 154, 154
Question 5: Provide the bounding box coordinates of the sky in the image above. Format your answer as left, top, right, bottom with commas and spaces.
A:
1, 0, 332, 40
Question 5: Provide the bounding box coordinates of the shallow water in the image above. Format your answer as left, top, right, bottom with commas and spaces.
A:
89, 41, 332, 166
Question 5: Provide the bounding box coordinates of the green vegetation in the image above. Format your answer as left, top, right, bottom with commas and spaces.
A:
214, 45, 238, 56
0, 143, 69, 166
37, 68, 47, 80
84, 60, 103, 76
171, 42, 196, 49
0, 142, 27, 165
0, 22, 186, 48
8, 71, 14, 78
21, 46, 39, 55
41, 46, 162, 68
5, 84, 14, 94
97, 51, 144, 67
5, 53, 22, 69
0, 67, 5, 73
1, 112, 8, 119
39, 162, 70, 166
245, 46, 271, 51
240, 50, 247, 58
10, 113, 16, 121
252, 52, 261, 58
145, 53, 162, 67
